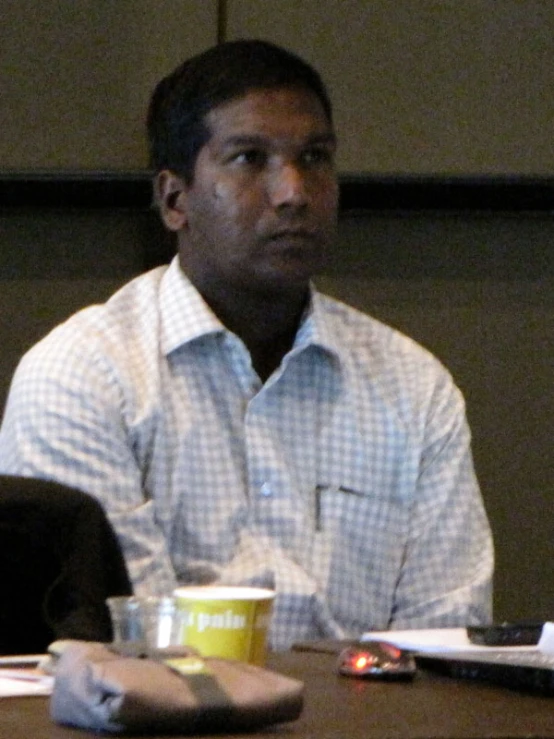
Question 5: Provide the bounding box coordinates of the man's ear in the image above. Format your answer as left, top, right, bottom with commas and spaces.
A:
153, 170, 188, 231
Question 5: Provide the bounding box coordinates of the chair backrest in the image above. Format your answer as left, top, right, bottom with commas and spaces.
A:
0, 475, 132, 654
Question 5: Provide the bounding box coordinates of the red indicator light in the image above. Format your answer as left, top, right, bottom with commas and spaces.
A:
354, 655, 370, 671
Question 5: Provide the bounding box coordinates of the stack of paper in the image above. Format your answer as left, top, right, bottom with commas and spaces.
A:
0, 655, 53, 697
361, 623, 554, 656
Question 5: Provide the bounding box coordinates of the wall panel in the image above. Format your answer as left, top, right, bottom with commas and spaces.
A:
0, 0, 218, 170
226, 0, 554, 175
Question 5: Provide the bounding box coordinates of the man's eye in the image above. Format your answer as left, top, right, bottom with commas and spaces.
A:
232, 149, 266, 166
300, 148, 334, 166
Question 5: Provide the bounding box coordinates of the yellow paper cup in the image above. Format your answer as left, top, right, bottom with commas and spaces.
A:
173, 586, 275, 665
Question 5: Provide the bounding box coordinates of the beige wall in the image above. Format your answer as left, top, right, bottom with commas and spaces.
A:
2, 1, 553, 174
227, 0, 554, 175
0, 0, 217, 170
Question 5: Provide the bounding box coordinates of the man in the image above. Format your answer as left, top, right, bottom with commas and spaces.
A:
0, 40, 493, 650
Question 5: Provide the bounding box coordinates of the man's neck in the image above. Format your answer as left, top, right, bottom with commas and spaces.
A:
200, 281, 309, 382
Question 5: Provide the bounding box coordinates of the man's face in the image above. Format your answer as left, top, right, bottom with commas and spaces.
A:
173, 86, 338, 296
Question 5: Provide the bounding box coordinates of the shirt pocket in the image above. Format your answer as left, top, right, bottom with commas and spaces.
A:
310, 472, 411, 630
315, 475, 409, 551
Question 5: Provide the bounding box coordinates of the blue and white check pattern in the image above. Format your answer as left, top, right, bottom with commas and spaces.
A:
0, 257, 493, 649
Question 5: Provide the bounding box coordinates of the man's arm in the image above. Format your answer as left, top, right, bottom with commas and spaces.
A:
390, 375, 493, 627
0, 332, 178, 597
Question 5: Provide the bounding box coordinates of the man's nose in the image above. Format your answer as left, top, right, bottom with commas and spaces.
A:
268, 163, 308, 209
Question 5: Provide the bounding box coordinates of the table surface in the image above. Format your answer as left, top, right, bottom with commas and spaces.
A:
2, 648, 554, 738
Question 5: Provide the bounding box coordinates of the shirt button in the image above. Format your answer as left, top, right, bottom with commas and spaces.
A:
260, 482, 273, 497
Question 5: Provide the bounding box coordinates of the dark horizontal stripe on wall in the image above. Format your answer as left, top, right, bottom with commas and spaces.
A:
0, 172, 154, 210
0, 172, 553, 212
340, 175, 554, 213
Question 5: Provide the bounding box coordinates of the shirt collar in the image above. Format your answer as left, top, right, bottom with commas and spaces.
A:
159, 258, 225, 356
292, 287, 343, 364
159, 257, 343, 365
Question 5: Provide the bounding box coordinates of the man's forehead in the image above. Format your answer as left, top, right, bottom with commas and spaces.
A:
204, 86, 333, 140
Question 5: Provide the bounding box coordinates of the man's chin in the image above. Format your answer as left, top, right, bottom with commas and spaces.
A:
260, 245, 328, 281
251, 258, 324, 294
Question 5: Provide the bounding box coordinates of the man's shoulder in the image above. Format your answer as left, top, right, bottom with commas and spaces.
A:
317, 291, 438, 366
316, 291, 463, 418
22, 265, 170, 370
83, 264, 169, 328
67, 264, 166, 325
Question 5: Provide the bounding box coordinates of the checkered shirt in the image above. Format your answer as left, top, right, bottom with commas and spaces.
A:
0, 257, 493, 649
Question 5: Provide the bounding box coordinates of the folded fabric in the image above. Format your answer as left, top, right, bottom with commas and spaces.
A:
50, 641, 304, 734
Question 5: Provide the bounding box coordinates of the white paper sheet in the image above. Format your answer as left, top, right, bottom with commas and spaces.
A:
0, 674, 53, 697
361, 625, 553, 654
0, 655, 53, 697
361, 628, 472, 652
538, 622, 554, 654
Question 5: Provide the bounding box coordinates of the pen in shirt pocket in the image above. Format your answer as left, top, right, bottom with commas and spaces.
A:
314, 484, 364, 531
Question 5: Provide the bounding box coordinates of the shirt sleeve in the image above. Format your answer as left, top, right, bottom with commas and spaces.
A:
0, 329, 178, 597
389, 372, 494, 627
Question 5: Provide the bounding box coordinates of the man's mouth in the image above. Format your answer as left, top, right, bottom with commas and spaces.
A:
267, 228, 317, 243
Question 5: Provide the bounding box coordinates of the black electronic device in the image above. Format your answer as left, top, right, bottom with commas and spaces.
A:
417, 648, 554, 695
467, 622, 544, 647
337, 640, 416, 681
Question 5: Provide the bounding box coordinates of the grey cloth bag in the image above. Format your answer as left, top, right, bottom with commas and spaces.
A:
50, 641, 304, 734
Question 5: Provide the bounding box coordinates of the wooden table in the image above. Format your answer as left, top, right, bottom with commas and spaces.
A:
2, 649, 554, 738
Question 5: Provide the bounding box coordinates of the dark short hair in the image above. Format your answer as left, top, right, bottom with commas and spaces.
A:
146, 39, 333, 182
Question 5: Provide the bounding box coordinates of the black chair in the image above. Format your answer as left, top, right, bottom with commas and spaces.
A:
0, 475, 132, 654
